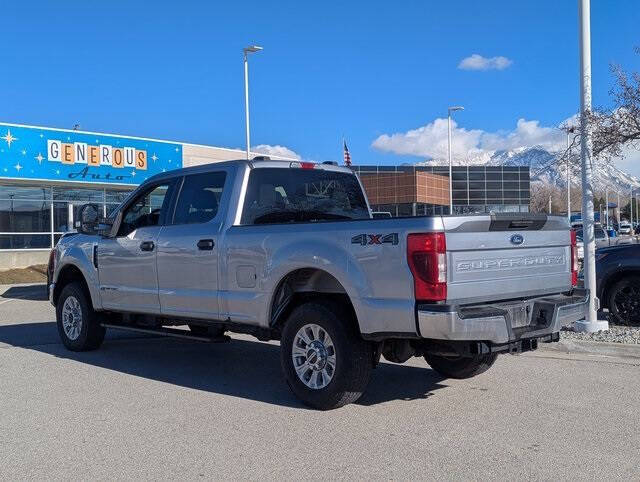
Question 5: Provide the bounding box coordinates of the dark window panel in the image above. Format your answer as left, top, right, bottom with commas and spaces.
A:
0, 234, 51, 249
0, 200, 52, 232
0, 185, 50, 200
486, 181, 502, 190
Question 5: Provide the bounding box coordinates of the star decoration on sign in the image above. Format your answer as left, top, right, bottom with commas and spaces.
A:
14, 163, 22, 172
21, 149, 26, 155
3, 168, 7, 172
175, 147, 179, 152
131, 170, 136, 177
1, 129, 18, 148
39, 133, 44, 138
55, 169, 61, 175
151, 153, 158, 162
34, 153, 44, 164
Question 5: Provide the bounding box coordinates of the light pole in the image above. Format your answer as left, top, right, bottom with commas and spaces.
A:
576, 0, 607, 332
447, 106, 464, 215
605, 189, 609, 229
243, 45, 263, 160
566, 127, 576, 223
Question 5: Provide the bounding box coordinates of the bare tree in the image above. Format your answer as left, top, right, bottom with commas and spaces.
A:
530, 183, 563, 214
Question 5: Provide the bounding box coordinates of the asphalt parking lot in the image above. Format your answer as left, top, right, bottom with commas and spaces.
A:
1, 284, 639, 480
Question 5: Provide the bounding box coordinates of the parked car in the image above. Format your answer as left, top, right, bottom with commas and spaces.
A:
618, 222, 632, 235
47, 160, 587, 409
594, 244, 640, 325
575, 225, 610, 261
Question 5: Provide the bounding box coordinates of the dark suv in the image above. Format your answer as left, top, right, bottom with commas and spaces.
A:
594, 244, 640, 325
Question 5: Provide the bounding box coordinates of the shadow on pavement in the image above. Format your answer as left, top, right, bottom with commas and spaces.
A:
1, 284, 47, 301
0, 321, 447, 409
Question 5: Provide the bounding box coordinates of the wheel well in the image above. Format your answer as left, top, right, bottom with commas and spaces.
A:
600, 269, 640, 309
269, 268, 359, 337
53, 265, 90, 306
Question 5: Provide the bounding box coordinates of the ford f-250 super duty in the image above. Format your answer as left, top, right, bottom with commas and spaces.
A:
48, 159, 588, 409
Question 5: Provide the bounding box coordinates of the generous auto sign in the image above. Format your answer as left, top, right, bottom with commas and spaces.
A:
0, 122, 182, 185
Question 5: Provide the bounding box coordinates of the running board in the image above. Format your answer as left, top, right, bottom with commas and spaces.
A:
101, 322, 231, 343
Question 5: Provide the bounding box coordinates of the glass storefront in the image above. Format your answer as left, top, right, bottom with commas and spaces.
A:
0, 183, 134, 250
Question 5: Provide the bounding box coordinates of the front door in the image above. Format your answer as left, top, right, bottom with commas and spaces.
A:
156, 170, 227, 319
98, 181, 176, 314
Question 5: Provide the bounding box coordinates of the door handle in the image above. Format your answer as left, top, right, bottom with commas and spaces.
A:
140, 240, 155, 252
197, 239, 215, 250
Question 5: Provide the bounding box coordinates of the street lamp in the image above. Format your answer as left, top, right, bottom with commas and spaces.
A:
576, 0, 607, 332
447, 106, 464, 215
243, 45, 263, 160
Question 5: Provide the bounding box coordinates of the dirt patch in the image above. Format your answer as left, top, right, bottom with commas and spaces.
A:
0, 265, 48, 285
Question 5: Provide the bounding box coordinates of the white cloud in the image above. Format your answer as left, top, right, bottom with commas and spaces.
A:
458, 54, 513, 71
251, 144, 301, 160
372, 117, 566, 161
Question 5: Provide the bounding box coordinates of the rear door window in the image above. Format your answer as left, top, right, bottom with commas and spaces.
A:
240, 167, 369, 225
173, 171, 227, 225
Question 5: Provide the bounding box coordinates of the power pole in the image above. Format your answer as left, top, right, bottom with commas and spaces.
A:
575, 0, 608, 332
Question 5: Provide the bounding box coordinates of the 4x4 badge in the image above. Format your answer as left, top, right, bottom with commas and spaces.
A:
351, 233, 399, 246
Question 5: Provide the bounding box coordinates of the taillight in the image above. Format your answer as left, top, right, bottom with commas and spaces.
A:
407, 233, 447, 302
570, 229, 578, 287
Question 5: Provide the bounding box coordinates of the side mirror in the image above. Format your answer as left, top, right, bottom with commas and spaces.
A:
76, 204, 113, 235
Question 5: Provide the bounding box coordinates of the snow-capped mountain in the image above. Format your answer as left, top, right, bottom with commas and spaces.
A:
416, 146, 640, 191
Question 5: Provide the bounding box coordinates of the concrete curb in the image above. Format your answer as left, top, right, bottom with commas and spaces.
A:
539, 339, 640, 359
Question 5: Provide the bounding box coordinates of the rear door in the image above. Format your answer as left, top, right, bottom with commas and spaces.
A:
443, 214, 572, 304
156, 170, 228, 319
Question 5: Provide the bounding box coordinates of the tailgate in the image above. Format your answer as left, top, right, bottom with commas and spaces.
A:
443, 214, 572, 304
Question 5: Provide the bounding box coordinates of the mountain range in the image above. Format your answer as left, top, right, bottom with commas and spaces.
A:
417, 146, 640, 192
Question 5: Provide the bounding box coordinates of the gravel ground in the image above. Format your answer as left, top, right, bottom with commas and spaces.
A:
562, 322, 640, 344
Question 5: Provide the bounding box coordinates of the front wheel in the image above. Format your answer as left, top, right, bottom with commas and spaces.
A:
56, 282, 105, 351
424, 352, 497, 379
280, 301, 373, 410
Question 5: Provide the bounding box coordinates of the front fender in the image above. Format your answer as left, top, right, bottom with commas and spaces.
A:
54, 236, 102, 310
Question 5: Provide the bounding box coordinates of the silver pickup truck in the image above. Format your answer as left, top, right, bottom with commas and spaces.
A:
48, 160, 587, 409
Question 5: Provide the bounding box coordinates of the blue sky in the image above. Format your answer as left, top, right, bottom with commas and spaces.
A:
1, 0, 638, 169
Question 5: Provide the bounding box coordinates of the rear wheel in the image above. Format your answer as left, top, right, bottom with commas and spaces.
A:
56, 282, 105, 351
280, 301, 373, 410
424, 352, 497, 379
607, 275, 640, 326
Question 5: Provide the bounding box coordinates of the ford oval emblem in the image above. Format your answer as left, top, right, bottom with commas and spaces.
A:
510, 234, 524, 245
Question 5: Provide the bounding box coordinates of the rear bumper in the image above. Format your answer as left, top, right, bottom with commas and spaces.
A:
417, 289, 588, 345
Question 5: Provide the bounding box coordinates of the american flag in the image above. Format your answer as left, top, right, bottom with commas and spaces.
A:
343, 140, 352, 166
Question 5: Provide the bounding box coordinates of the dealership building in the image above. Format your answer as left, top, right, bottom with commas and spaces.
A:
352, 165, 531, 217
0, 122, 295, 269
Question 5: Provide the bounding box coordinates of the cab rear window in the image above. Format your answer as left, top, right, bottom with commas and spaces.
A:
240, 168, 370, 225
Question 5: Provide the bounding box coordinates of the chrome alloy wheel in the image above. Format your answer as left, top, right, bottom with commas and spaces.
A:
291, 323, 336, 390
61, 295, 83, 341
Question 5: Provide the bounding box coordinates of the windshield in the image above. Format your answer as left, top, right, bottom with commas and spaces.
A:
241, 167, 370, 225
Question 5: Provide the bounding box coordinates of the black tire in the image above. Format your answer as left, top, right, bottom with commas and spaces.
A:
280, 301, 373, 410
607, 275, 640, 326
424, 352, 498, 379
56, 281, 105, 351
